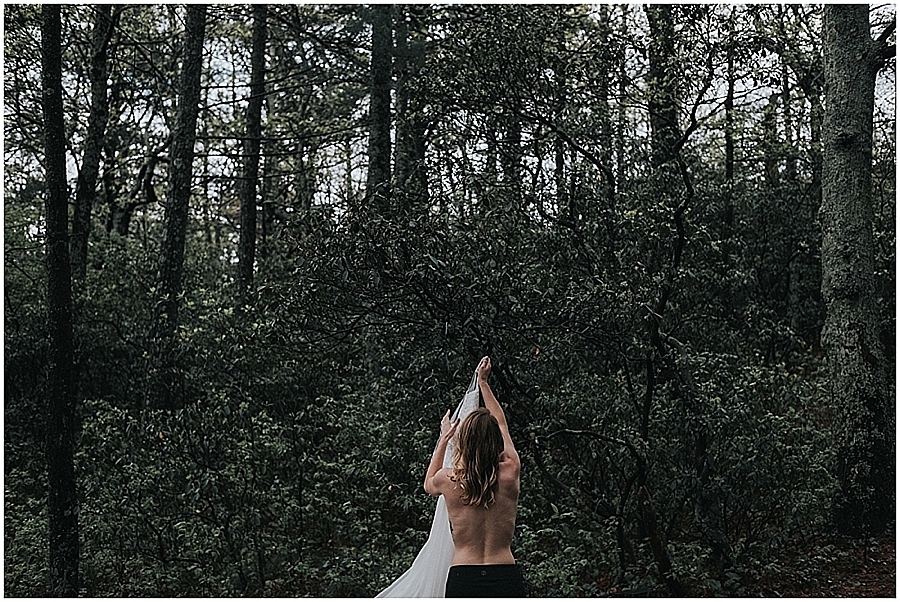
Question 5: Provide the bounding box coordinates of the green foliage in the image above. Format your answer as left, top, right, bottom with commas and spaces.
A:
5, 473, 50, 596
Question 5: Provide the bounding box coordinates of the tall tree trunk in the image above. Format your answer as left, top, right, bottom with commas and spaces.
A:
71, 5, 117, 282
259, 144, 275, 261
820, 4, 895, 536
366, 4, 392, 208
762, 93, 781, 187
724, 10, 735, 191
782, 62, 797, 182
393, 4, 429, 211
238, 4, 267, 302
615, 5, 628, 191
42, 5, 79, 595
594, 4, 616, 233
724, 92, 735, 188
594, 5, 613, 176
644, 4, 680, 167
147, 5, 207, 410
553, 56, 567, 210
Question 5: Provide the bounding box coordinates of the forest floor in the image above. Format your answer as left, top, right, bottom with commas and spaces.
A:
763, 531, 895, 597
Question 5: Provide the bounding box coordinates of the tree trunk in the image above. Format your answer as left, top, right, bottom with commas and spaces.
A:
724, 11, 735, 191
615, 6, 628, 191
762, 93, 780, 187
42, 5, 79, 595
71, 5, 116, 282
148, 5, 207, 410
638, 487, 685, 596
553, 56, 567, 210
393, 4, 429, 211
644, 4, 680, 167
820, 4, 895, 536
782, 60, 797, 182
366, 4, 392, 208
594, 4, 613, 177
238, 4, 267, 301
259, 147, 275, 261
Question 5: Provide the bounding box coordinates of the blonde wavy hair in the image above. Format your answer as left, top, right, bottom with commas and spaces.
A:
451, 408, 503, 508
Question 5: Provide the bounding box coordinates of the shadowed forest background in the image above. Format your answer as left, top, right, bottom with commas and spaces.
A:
4, 4, 895, 597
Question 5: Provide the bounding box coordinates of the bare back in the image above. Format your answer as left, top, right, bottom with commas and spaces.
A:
423, 357, 521, 566
437, 452, 520, 565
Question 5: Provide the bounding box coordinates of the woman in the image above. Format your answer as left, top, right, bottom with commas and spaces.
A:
424, 357, 525, 597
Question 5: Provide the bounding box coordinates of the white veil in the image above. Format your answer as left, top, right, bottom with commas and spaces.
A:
376, 371, 481, 598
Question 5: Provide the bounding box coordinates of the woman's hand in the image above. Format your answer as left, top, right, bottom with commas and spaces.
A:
426, 410, 460, 496
476, 356, 491, 384
440, 409, 460, 442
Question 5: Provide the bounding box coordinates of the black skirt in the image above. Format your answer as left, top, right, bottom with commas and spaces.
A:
445, 564, 526, 597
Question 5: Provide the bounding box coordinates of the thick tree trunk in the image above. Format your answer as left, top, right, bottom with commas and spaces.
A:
394, 4, 429, 211
238, 4, 267, 301
71, 5, 116, 281
42, 5, 80, 595
148, 5, 207, 410
366, 4, 392, 208
820, 4, 895, 536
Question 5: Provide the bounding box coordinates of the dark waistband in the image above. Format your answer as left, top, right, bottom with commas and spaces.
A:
449, 564, 520, 575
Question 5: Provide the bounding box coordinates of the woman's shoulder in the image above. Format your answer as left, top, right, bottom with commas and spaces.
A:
498, 451, 521, 476
499, 449, 520, 466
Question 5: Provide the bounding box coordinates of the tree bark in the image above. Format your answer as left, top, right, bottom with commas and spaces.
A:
71, 5, 116, 282
762, 92, 780, 187
553, 55, 567, 210
42, 4, 80, 595
637, 486, 684, 596
238, 4, 267, 301
615, 6, 628, 190
644, 5, 681, 167
820, 4, 895, 536
724, 11, 735, 191
594, 4, 613, 178
393, 4, 429, 211
366, 4, 392, 208
148, 5, 207, 410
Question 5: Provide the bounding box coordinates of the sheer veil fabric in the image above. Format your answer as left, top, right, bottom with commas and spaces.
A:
376, 372, 482, 598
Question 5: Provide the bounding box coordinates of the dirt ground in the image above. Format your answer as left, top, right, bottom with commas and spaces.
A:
766, 532, 895, 597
